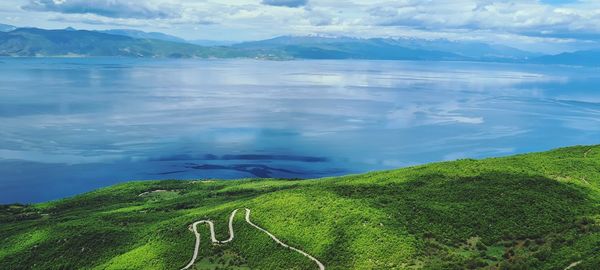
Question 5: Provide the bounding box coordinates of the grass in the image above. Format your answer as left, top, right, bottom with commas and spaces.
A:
1, 145, 599, 269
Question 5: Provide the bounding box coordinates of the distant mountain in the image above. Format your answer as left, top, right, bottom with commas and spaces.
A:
234, 36, 537, 61
532, 50, 600, 66
234, 36, 467, 60
0, 23, 16, 32
98, 29, 187, 43
188, 39, 237, 46
0, 28, 267, 58
0, 27, 546, 62
387, 38, 539, 60
98, 29, 236, 47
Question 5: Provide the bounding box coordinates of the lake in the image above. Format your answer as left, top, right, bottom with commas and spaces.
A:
1, 58, 599, 203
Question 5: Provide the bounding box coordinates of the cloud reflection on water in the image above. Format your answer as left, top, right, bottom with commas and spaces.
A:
0, 58, 599, 203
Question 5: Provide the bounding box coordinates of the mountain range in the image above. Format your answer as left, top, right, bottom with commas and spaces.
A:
533, 50, 598, 66
0, 28, 263, 58
235, 35, 539, 61
0, 23, 16, 32
0, 25, 597, 65
98, 29, 188, 43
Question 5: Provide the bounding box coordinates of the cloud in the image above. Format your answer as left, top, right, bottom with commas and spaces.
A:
23, 0, 181, 19
6, 0, 600, 51
365, 1, 600, 37
48, 13, 216, 28
541, 0, 579, 4
262, 0, 308, 8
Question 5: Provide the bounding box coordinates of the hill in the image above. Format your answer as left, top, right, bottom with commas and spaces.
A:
533, 50, 600, 66
98, 29, 188, 43
389, 38, 539, 60
188, 39, 237, 46
233, 36, 537, 61
235, 36, 466, 61
0, 23, 15, 32
97, 29, 235, 46
0, 28, 267, 58
1, 145, 599, 269
0, 26, 539, 61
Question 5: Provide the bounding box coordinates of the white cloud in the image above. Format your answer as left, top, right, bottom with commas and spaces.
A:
23, 0, 182, 19
2, 0, 600, 50
262, 0, 308, 8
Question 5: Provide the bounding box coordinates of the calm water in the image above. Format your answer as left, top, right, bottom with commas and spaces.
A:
1, 58, 599, 203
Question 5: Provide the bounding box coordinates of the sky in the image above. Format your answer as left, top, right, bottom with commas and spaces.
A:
2, 0, 600, 53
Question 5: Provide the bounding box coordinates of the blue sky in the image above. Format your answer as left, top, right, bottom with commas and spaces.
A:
2, 0, 600, 52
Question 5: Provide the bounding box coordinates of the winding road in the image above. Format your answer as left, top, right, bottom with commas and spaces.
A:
181, 208, 325, 270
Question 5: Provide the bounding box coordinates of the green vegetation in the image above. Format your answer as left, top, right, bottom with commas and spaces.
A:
0, 28, 287, 59
0, 28, 538, 62
1, 145, 599, 269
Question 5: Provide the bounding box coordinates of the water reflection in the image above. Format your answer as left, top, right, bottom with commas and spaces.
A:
0, 58, 599, 203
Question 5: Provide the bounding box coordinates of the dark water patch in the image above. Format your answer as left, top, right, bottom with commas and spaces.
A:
154, 170, 189, 175
184, 163, 304, 178
221, 154, 328, 162
152, 154, 328, 163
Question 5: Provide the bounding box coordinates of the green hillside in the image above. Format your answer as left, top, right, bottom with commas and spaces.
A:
0, 27, 539, 62
0, 28, 278, 59
1, 145, 599, 269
